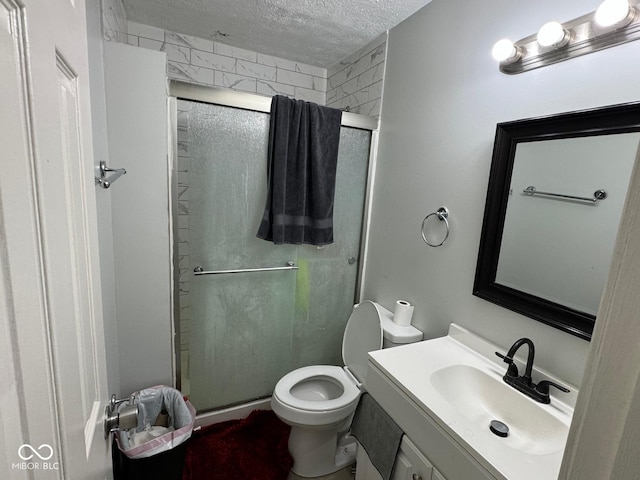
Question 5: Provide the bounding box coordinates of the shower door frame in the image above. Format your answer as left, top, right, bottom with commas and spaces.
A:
167, 80, 379, 393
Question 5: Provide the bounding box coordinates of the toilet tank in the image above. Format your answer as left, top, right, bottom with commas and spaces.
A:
374, 304, 423, 348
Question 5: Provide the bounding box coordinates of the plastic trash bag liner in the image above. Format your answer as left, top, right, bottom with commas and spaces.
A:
116, 385, 196, 459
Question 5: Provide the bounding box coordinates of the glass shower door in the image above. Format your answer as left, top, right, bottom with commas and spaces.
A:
176, 99, 371, 412
290, 127, 372, 370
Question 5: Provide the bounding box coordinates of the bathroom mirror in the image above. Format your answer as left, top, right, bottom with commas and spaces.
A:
474, 102, 640, 340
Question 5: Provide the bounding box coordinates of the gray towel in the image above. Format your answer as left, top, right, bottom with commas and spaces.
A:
350, 393, 403, 480
256, 95, 342, 245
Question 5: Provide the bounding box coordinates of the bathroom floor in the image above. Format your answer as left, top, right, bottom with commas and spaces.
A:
287, 465, 355, 480
180, 408, 356, 480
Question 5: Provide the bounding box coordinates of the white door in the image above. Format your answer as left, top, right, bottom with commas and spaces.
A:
0, 0, 110, 478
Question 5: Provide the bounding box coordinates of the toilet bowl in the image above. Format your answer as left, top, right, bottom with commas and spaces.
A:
272, 365, 361, 427
271, 301, 422, 478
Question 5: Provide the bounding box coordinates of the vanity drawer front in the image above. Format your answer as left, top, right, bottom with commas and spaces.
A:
392, 436, 434, 480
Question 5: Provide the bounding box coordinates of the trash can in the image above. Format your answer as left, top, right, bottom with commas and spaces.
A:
112, 385, 196, 480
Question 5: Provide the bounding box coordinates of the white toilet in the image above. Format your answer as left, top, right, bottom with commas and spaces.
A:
271, 301, 422, 478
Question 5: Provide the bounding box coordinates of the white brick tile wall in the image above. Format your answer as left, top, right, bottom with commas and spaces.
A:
358, 98, 382, 117
166, 31, 214, 53
256, 80, 296, 97
191, 50, 236, 72
109, 19, 387, 116
276, 69, 314, 89
214, 43, 257, 62
127, 21, 164, 42
294, 87, 324, 104
215, 71, 257, 93
257, 53, 297, 71
292, 62, 326, 78
138, 37, 162, 50
327, 32, 387, 118
164, 44, 191, 64
328, 67, 348, 90
236, 60, 277, 81
140, 38, 191, 64
127, 21, 334, 105
312, 76, 328, 92
102, 0, 127, 43
168, 61, 214, 85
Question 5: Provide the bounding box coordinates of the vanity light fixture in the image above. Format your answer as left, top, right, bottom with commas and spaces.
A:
493, 0, 640, 74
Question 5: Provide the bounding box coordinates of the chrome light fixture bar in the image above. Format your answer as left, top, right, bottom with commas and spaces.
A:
494, 0, 640, 74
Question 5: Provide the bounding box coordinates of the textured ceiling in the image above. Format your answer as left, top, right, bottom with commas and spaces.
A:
124, 0, 432, 68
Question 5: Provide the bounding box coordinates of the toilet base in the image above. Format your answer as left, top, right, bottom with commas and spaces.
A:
288, 426, 357, 478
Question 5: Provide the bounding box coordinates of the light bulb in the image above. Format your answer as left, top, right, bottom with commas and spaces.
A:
595, 0, 633, 27
537, 21, 569, 48
492, 39, 520, 63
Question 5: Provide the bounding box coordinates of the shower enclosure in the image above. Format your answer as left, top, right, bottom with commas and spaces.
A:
170, 83, 376, 412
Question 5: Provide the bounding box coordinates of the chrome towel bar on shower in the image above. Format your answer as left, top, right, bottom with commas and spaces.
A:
522, 185, 607, 203
193, 261, 298, 276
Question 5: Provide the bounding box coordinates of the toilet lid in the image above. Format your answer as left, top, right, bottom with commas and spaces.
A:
341, 301, 383, 383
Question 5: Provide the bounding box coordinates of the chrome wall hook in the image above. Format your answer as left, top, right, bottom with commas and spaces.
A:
95, 160, 126, 189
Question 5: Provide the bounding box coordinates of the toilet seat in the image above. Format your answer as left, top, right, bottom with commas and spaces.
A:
273, 365, 360, 412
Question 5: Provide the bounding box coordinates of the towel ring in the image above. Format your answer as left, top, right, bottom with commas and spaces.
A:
421, 207, 450, 247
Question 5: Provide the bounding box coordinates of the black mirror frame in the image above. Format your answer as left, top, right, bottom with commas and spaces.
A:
473, 102, 640, 341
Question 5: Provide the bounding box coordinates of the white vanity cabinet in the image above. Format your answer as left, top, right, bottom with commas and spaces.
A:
356, 435, 448, 480
364, 359, 498, 480
361, 325, 575, 480
392, 436, 439, 480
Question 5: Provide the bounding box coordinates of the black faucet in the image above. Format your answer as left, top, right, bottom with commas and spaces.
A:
495, 338, 569, 404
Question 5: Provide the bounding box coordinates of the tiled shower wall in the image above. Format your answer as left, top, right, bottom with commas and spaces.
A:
127, 21, 328, 104
327, 33, 387, 117
101, 0, 127, 43
105, 12, 387, 116
125, 21, 387, 116
176, 102, 191, 392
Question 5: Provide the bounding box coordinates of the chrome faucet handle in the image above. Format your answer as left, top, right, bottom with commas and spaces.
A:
495, 351, 519, 377
536, 380, 570, 395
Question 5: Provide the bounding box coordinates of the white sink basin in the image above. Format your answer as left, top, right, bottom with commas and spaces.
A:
430, 364, 568, 456
367, 324, 576, 480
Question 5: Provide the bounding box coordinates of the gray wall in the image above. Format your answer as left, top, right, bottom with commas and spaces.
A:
104, 42, 173, 395
362, 0, 640, 387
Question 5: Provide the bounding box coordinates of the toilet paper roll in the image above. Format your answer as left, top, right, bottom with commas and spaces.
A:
393, 300, 414, 326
